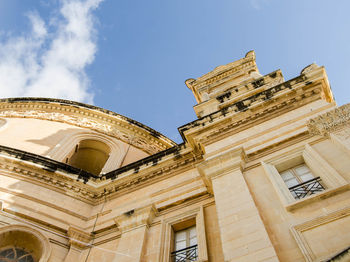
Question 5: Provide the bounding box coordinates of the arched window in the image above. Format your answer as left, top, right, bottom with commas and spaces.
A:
0, 247, 34, 262
0, 225, 51, 262
66, 139, 111, 175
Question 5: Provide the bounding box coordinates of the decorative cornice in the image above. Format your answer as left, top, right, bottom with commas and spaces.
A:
187, 51, 257, 90
179, 65, 333, 151
308, 103, 350, 137
0, 98, 176, 154
185, 51, 258, 104
0, 159, 98, 203
0, 144, 199, 203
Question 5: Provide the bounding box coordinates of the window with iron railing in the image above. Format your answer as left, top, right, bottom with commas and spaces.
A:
280, 164, 325, 199
172, 226, 198, 262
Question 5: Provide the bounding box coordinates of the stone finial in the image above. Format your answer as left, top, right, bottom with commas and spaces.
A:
245, 50, 255, 58
301, 63, 319, 75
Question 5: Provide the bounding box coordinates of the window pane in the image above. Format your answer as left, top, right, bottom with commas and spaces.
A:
189, 226, 196, 238
0, 248, 15, 259
190, 236, 197, 246
295, 165, 310, 175
280, 170, 294, 181
175, 240, 186, 251
175, 231, 186, 241
284, 178, 299, 188
300, 173, 314, 182
16, 248, 27, 258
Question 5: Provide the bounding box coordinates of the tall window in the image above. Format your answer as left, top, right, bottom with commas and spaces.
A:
171, 226, 198, 262
280, 164, 325, 199
66, 139, 111, 175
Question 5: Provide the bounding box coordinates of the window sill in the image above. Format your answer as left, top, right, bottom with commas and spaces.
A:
285, 183, 349, 212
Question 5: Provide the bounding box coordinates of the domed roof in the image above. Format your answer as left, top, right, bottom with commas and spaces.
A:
0, 97, 176, 155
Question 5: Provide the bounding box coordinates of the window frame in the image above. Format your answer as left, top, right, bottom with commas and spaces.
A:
159, 206, 208, 262
262, 144, 348, 211
172, 225, 198, 262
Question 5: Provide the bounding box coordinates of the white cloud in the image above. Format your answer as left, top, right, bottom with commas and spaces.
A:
0, 0, 103, 104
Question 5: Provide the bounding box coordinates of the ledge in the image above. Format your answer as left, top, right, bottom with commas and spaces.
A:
0, 145, 97, 183
286, 183, 350, 212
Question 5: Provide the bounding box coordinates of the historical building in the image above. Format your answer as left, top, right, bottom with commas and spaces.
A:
0, 51, 350, 262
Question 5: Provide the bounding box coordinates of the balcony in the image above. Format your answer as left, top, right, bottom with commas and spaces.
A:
171, 244, 198, 262
288, 176, 325, 199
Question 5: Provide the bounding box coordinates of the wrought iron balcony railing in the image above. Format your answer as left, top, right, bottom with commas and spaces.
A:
288, 176, 325, 199
171, 244, 198, 262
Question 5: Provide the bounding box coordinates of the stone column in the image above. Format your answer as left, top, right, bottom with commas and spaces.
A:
64, 226, 92, 262
198, 147, 278, 262
113, 205, 156, 262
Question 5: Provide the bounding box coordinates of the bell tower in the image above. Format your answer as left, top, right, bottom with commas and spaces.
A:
185, 51, 288, 118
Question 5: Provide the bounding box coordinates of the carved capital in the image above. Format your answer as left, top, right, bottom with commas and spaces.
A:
67, 226, 92, 249
197, 147, 246, 193
308, 103, 350, 137
114, 204, 156, 233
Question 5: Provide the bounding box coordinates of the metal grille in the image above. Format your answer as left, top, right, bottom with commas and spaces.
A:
171, 244, 198, 262
0, 247, 34, 262
288, 176, 325, 199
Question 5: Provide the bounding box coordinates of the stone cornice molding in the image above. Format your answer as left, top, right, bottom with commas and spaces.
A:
0, 145, 199, 203
187, 51, 257, 90
114, 205, 157, 233
67, 226, 92, 249
0, 159, 98, 204
180, 65, 334, 152
185, 51, 258, 103
197, 147, 246, 193
0, 98, 175, 154
308, 103, 350, 137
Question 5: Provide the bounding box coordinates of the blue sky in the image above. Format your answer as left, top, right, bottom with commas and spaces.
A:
0, 0, 349, 142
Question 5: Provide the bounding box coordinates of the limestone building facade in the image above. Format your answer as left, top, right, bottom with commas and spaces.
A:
0, 51, 350, 261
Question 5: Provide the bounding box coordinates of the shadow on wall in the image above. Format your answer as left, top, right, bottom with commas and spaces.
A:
25, 128, 85, 156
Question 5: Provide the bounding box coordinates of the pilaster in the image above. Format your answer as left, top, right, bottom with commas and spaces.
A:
112, 205, 156, 262
198, 147, 278, 262
64, 226, 92, 262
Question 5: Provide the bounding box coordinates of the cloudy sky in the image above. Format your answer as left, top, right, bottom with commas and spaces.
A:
0, 0, 349, 142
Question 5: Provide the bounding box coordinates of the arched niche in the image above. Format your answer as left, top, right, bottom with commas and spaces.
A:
0, 225, 51, 262
67, 139, 111, 175
46, 131, 125, 174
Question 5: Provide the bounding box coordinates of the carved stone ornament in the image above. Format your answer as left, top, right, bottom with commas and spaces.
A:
308, 103, 350, 137
0, 99, 176, 154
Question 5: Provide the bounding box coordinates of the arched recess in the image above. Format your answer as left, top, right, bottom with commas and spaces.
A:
46, 131, 125, 174
67, 139, 111, 175
0, 225, 51, 262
